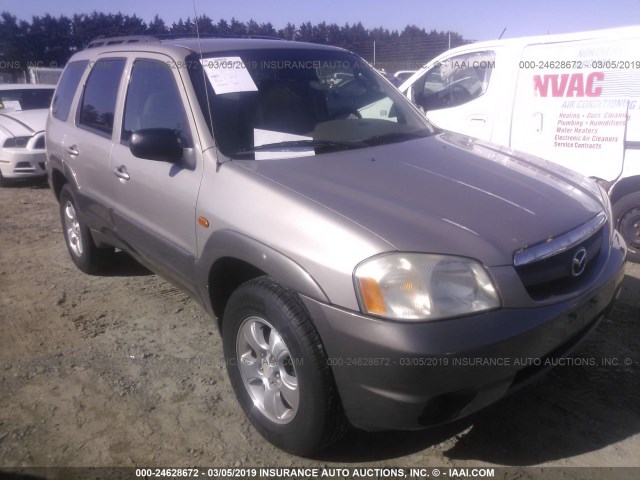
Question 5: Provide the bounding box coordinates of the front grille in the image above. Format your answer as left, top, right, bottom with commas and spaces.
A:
514, 218, 605, 301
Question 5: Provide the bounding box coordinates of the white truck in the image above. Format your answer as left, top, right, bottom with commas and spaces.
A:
399, 26, 640, 261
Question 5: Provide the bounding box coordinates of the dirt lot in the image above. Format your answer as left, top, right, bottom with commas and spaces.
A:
1, 180, 639, 474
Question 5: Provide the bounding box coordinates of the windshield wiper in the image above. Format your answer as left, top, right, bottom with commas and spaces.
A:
236, 139, 367, 155
362, 131, 429, 146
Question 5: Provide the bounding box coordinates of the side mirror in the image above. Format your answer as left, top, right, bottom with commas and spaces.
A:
408, 85, 416, 103
130, 128, 183, 162
408, 86, 427, 115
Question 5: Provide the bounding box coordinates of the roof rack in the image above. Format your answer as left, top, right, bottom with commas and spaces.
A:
156, 33, 284, 41
86, 35, 159, 48
86, 33, 284, 49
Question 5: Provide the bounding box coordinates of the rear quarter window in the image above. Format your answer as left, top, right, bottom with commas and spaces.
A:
52, 60, 89, 121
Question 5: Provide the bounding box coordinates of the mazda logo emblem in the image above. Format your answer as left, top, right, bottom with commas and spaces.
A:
571, 247, 588, 277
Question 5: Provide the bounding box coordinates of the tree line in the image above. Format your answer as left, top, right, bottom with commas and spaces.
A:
0, 11, 471, 74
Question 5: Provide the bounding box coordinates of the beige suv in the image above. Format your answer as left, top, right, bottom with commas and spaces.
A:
47, 35, 626, 455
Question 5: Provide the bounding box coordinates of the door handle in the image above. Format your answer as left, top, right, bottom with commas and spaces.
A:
113, 165, 130, 181
66, 145, 79, 157
533, 112, 543, 134
470, 116, 487, 124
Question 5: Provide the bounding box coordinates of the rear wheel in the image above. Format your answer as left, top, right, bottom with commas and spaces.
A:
59, 184, 114, 273
613, 192, 640, 263
222, 276, 346, 456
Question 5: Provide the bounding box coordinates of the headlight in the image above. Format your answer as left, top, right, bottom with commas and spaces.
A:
354, 253, 500, 321
3, 136, 31, 148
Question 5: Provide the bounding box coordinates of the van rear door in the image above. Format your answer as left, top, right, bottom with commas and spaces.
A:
510, 37, 640, 182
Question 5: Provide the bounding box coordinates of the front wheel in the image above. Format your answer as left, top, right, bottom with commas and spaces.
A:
59, 184, 114, 273
613, 192, 640, 263
222, 277, 346, 456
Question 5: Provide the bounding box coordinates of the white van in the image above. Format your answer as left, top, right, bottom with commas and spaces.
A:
399, 26, 640, 261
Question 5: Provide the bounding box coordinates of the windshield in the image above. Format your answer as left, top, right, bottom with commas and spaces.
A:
188, 48, 435, 159
0, 88, 54, 111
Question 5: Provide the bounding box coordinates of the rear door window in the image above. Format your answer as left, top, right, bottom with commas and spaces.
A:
78, 58, 126, 137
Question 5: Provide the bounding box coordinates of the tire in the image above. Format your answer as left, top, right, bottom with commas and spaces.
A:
222, 276, 347, 456
613, 192, 640, 263
59, 184, 114, 274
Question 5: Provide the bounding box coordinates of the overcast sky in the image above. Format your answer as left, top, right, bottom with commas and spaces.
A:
7, 0, 640, 41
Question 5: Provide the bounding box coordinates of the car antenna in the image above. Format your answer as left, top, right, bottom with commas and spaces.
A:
498, 28, 506, 39
192, 0, 220, 170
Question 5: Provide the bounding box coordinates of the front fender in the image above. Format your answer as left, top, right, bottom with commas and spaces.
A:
196, 229, 330, 316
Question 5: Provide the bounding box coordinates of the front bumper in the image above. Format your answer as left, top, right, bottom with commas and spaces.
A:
301, 232, 626, 431
0, 148, 47, 179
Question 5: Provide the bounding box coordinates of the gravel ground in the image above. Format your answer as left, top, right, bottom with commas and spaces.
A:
0, 180, 639, 476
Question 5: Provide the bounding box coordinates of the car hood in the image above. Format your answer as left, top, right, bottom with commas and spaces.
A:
0, 109, 48, 137
237, 131, 604, 266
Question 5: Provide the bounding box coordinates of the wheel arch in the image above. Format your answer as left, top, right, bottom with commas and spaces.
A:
198, 230, 330, 325
48, 156, 79, 202
50, 166, 67, 201
610, 175, 640, 205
